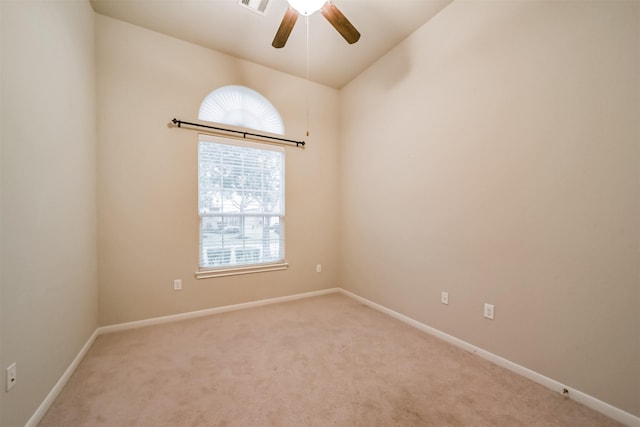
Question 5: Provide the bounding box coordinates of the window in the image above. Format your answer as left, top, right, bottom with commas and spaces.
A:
199, 85, 284, 135
196, 85, 286, 278
198, 135, 285, 276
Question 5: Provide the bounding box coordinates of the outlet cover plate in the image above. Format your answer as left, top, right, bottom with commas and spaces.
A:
484, 303, 495, 320
6, 363, 16, 391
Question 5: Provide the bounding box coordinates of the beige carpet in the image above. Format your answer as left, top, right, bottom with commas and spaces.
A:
39, 293, 623, 426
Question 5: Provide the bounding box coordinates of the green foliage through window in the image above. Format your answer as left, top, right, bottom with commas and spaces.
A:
198, 136, 284, 268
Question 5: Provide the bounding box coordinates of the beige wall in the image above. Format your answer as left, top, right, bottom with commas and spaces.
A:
0, 1, 98, 426
96, 15, 340, 326
340, 0, 639, 416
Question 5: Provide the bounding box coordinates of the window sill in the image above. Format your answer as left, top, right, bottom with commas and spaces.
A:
195, 262, 289, 279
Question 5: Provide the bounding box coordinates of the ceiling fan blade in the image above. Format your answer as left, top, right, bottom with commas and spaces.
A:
321, 2, 360, 44
272, 7, 299, 48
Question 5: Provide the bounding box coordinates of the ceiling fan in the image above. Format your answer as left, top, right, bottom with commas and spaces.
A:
272, 0, 361, 48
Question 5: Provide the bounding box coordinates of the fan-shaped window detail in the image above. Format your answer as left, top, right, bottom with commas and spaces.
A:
199, 86, 284, 135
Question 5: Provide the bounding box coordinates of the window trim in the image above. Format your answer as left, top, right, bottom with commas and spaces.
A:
195, 134, 286, 279
195, 262, 289, 279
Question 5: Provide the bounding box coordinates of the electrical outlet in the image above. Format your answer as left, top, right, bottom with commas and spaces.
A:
484, 303, 495, 320
316, 264, 322, 273
441, 291, 449, 305
173, 279, 182, 291
6, 363, 16, 391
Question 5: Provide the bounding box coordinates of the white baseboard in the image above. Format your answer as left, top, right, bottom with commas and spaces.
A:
25, 328, 100, 427
25, 287, 339, 427
97, 287, 340, 335
29, 287, 639, 427
338, 288, 640, 427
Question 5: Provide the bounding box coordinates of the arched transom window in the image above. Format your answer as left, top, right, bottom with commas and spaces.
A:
198, 85, 285, 135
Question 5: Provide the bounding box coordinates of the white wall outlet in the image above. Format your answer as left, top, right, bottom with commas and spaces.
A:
484, 303, 495, 320
173, 279, 182, 291
316, 264, 322, 273
441, 291, 449, 305
6, 363, 16, 391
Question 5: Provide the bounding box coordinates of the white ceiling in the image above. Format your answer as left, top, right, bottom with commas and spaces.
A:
90, 0, 453, 89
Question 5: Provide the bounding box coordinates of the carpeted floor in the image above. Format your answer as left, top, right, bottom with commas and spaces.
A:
39, 293, 623, 426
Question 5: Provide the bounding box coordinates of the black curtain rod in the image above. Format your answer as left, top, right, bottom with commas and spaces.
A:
171, 118, 305, 147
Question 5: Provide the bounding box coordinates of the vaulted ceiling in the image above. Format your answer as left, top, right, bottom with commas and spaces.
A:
90, 0, 453, 89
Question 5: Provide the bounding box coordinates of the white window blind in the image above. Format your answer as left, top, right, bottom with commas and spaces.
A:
199, 85, 285, 135
198, 135, 284, 270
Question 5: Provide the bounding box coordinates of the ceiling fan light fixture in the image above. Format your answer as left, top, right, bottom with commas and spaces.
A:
273, 0, 359, 48
286, 0, 326, 16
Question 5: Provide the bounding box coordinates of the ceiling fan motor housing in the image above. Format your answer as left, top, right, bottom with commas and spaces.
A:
287, 0, 327, 16
273, 1, 360, 48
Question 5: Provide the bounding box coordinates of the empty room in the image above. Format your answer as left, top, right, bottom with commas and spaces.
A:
1, 0, 639, 426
